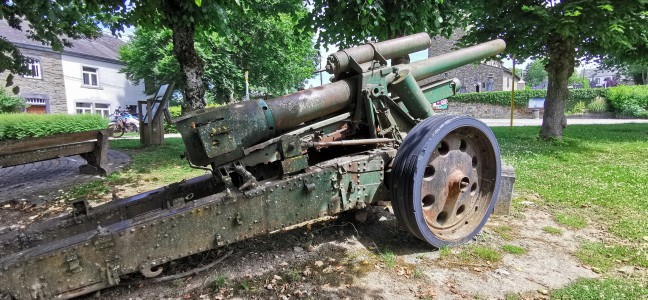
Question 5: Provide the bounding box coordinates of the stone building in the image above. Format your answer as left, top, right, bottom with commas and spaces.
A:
423, 32, 520, 93
0, 21, 145, 115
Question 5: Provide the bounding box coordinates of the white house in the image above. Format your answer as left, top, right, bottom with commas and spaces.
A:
0, 20, 146, 116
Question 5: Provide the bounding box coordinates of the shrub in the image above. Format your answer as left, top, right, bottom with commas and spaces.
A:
164, 105, 182, 133
605, 85, 648, 117
586, 96, 608, 113
449, 88, 607, 112
0, 89, 26, 113
0, 113, 108, 141
569, 101, 586, 115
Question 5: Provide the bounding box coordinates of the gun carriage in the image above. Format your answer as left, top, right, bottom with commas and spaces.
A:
0, 33, 505, 299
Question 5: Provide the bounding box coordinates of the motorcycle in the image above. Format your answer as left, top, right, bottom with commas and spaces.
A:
108, 106, 139, 138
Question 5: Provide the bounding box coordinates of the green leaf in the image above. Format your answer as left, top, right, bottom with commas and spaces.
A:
195, 0, 202, 7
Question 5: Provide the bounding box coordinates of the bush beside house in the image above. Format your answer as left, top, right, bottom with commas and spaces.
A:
0, 114, 108, 141
0, 89, 26, 113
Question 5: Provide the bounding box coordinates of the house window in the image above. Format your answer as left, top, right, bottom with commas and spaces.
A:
23, 58, 42, 79
82, 66, 99, 86
95, 103, 110, 118
506, 77, 510, 88
76, 102, 93, 114
76, 102, 110, 117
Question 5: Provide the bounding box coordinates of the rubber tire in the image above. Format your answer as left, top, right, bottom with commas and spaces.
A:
112, 124, 125, 138
390, 115, 501, 248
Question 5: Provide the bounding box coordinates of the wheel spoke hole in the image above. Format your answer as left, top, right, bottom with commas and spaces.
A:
459, 177, 470, 192
474, 205, 479, 212
437, 141, 449, 156
459, 139, 467, 152
424, 166, 435, 179
472, 156, 478, 167
470, 182, 478, 195
422, 194, 435, 207
436, 211, 448, 225
456, 204, 465, 216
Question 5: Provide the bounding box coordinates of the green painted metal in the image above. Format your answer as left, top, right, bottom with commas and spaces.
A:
407, 39, 506, 81
390, 69, 434, 119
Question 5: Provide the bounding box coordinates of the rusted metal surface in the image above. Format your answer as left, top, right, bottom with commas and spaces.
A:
0, 149, 393, 299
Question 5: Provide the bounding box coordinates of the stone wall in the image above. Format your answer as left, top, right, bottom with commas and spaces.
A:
435, 102, 528, 119
0, 48, 67, 113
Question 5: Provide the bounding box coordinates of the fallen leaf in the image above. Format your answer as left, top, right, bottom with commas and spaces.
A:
314, 260, 324, 267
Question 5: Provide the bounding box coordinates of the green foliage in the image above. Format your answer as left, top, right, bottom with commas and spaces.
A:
568, 73, 590, 89
554, 212, 587, 229
0, 1, 122, 75
550, 278, 648, 300
501, 245, 526, 255
461, 0, 648, 138
568, 101, 586, 115
462, 1, 648, 65
575, 242, 647, 272
164, 105, 183, 133
0, 89, 26, 113
212, 275, 228, 289
439, 246, 451, 259
120, 5, 316, 103
379, 249, 396, 269
306, 0, 466, 48
460, 245, 502, 263
586, 96, 608, 113
542, 226, 562, 235
0, 114, 108, 141
605, 85, 648, 117
524, 60, 547, 87
449, 89, 607, 111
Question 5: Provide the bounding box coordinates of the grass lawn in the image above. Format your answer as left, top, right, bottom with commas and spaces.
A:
493, 124, 648, 298
67, 138, 204, 201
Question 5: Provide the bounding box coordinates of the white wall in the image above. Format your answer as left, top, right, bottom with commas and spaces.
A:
502, 73, 515, 91
61, 55, 146, 115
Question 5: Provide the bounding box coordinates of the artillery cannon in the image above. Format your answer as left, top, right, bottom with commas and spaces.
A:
0, 33, 505, 299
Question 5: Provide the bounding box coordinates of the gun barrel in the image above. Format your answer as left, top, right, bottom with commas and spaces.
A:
407, 39, 506, 80
326, 32, 432, 76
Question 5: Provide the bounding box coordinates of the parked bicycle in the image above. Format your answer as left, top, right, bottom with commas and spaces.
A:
108, 106, 139, 138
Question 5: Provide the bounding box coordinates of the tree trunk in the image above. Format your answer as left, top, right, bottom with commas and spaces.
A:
540, 35, 575, 140
170, 22, 206, 112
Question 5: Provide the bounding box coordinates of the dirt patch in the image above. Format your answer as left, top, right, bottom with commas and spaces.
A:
79, 203, 605, 300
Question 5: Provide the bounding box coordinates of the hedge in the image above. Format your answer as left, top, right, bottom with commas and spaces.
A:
164, 105, 182, 134
0, 113, 108, 141
605, 85, 648, 117
449, 88, 607, 111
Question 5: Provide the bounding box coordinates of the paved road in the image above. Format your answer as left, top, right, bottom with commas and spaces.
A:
0, 150, 130, 205
480, 118, 648, 127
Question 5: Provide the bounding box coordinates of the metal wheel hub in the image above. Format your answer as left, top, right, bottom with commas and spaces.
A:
391, 115, 501, 247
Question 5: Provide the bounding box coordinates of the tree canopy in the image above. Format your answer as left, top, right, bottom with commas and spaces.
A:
119, 8, 316, 104
524, 60, 547, 87
461, 0, 648, 139
0, 1, 123, 76
306, 0, 466, 49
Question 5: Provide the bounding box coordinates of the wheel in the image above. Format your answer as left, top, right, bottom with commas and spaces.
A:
391, 115, 501, 248
111, 124, 125, 138
126, 123, 138, 133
